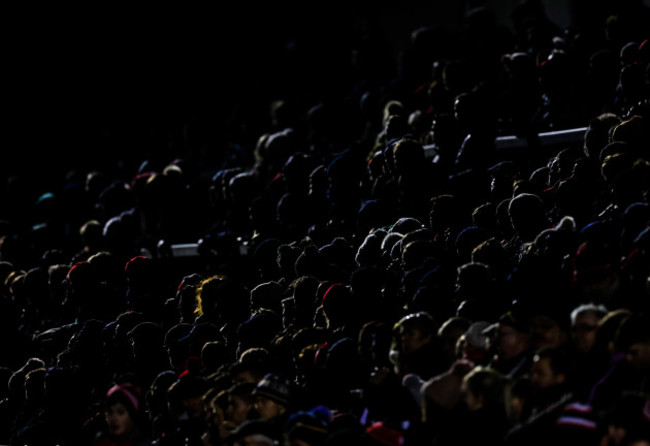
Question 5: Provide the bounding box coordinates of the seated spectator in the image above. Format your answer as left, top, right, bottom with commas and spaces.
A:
567, 303, 610, 400
569, 303, 608, 354
3, 4, 650, 445
527, 346, 573, 418
588, 313, 650, 412
435, 366, 511, 446
252, 373, 294, 443
91, 382, 152, 446
484, 309, 534, 379
389, 311, 446, 380
225, 382, 259, 428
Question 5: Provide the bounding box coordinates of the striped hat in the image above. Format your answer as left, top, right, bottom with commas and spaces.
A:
554, 401, 601, 443
107, 382, 142, 415
253, 373, 292, 407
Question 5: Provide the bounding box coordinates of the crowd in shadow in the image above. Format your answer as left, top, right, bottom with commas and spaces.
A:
1, 1, 649, 445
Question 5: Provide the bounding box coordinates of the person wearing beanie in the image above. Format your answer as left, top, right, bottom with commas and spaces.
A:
253, 373, 293, 420
484, 308, 534, 379
252, 373, 294, 443
92, 382, 152, 446
389, 311, 447, 380
435, 366, 511, 446
164, 360, 211, 446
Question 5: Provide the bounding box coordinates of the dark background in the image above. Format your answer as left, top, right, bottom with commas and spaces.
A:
2, 1, 635, 178
4, 5, 370, 173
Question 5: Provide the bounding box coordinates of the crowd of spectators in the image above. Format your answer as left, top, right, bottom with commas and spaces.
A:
1, 1, 649, 445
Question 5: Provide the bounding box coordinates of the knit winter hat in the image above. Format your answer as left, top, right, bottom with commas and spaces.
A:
465, 321, 491, 351
253, 373, 292, 407
107, 382, 142, 416
554, 401, 600, 443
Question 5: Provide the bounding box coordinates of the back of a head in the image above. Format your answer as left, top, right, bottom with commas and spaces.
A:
584, 113, 621, 159
614, 313, 650, 355
129, 321, 163, 351
462, 365, 507, 409
429, 194, 465, 230
383, 100, 405, 123
392, 138, 426, 174
322, 284, 355, 328
250, 281, 285, 314
402, 239, 437, 271
396, 311, 438, 338
594, 309, 633, 353
508, 193, 548, 241
384, 114, 409, 143
471, 237, 512, 273
237, 310, 283, 351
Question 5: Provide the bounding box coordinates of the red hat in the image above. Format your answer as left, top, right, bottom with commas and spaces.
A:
107, 382, 142, 415
366, 422, 404, 446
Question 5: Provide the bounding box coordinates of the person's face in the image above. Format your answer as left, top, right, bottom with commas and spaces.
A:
441, 327, 466, 361
226, 394, 253, 426
183, 395, 205, 418
606, 424, 626, 446
494, 324, 528, 361
625, 341, 650, 370
571, 312, 599, 353
105, 402, 135, 437
208, 398, 225, 426
458, 337, 488, 364
399, 326, 431, 355
530, 356, 564, 390
233, 370, 258, 384
530, 315, 566, 350
255, 396, 286, 420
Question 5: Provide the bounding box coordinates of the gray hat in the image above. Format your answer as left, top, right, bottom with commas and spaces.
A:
253, 373, 292, 407
465, 321, 491, 350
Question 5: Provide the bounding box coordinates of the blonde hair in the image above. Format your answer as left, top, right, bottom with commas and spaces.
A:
194, 275, 228, 316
